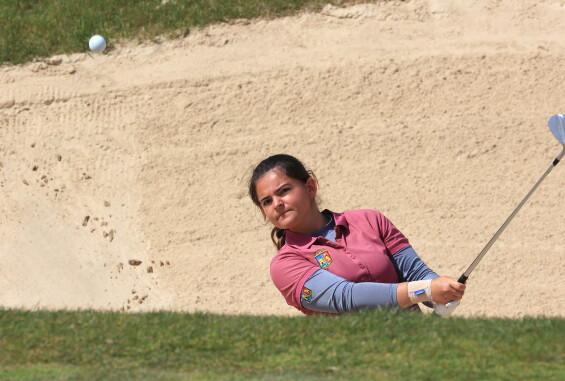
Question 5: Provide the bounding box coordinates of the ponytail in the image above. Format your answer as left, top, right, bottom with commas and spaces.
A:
271, 227, 286, 250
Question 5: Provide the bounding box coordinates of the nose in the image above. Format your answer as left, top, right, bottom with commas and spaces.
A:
273, 196, 283, 209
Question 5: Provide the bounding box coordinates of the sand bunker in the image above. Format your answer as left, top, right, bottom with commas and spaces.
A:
1, 0, 565, 318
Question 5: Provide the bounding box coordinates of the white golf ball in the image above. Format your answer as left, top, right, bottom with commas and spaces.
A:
89, 35, 106, 53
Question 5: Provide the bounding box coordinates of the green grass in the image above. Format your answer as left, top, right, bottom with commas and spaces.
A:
0, 0, 378, 66
1, 308, 564, 380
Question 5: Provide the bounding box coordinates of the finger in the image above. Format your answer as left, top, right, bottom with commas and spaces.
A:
446, 288, 463, 300
450, 290, 464, 300
450, 282, 466, 292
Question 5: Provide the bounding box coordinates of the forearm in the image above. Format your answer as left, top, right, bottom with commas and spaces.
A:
302, 269, 398, 314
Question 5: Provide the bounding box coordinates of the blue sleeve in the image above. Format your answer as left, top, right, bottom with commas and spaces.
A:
391, 246, 439, 282
301, 269, 398, 314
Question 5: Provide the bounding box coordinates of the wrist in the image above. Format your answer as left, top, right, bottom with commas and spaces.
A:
407, 279, 433, 304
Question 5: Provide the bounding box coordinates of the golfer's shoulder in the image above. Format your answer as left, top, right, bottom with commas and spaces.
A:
270, 245, 316, 287
270, 242, 307, 266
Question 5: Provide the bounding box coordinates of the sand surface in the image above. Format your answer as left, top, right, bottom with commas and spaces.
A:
1, 0, 565, 318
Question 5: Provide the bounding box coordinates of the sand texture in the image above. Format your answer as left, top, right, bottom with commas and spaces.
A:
1, 0, 565, 318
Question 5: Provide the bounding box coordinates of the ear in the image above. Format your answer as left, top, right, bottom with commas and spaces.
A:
306, 177, 318, 198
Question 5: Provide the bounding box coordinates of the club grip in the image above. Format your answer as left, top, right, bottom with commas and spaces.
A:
457, 274, 468, 284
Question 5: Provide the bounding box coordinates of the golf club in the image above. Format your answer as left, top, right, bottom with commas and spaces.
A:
436, 114, 565, 315
457, 114, 565, 284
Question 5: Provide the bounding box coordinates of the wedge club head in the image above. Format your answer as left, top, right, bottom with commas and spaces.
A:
548, 114, 565, 145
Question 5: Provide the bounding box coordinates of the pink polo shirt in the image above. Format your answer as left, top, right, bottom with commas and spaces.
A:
270, 209, 410, 315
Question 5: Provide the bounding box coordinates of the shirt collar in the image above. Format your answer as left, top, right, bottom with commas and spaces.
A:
327, 209, 349, 232
284, 209, 349, 249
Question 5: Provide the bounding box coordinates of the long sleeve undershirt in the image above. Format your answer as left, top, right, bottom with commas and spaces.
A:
301, 246, 439, 313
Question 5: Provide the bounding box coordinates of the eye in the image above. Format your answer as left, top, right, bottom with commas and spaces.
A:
280, 187, 291, 194
262, 199, 272, 207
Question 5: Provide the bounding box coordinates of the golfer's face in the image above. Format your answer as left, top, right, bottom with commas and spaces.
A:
256, 170, 313, 231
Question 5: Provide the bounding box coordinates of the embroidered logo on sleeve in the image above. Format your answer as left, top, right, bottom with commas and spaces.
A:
301, 286, 312, 303
314, 249, 333, 268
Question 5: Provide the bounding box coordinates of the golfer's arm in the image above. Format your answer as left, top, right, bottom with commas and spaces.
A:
301, 246, 438, 312
301, 270, 400, 313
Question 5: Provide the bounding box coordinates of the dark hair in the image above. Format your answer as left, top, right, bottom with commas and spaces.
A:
248, 154, 317, 250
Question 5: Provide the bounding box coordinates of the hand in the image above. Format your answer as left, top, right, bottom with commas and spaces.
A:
430, 276, 465, 305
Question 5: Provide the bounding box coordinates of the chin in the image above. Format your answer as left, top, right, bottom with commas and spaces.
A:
276, 219, 294, 231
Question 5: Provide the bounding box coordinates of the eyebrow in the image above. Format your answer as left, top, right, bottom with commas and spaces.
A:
259, 183, 291, 204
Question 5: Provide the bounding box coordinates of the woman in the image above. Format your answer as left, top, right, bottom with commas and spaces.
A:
249, 154, 465, 316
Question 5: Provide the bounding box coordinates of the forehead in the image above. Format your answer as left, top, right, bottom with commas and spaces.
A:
256, 170, 296, 197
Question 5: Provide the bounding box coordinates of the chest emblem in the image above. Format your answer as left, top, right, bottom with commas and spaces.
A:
314, 249, 333, 268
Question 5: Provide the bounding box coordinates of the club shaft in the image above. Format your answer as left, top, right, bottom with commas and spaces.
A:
458, 149, 564, 284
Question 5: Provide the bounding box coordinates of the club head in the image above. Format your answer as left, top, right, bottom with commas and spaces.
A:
548, 114, 565, 144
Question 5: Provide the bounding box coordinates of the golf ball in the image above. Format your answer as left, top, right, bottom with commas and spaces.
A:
89, 35, 106, 53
